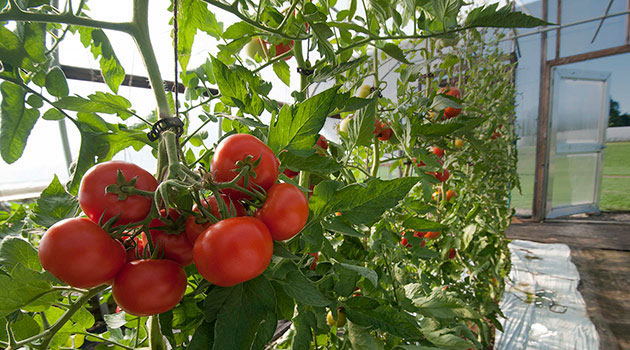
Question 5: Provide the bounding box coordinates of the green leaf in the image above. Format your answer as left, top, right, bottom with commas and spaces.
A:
203, 286, 234, 323
321, 216, 363, 238
311, 23, 336, 64
78, 28, 125, 93
465, 3, 552, 28
291, 304, 318, 350
0, 27, 29, 68
0, 236, 40, 272
412, 290, 481, 320
212, 276, 276, 350
346, 96, 377, 146
56, 92, 133, 119
211, 57, 265, 116
268, 86, 339, 155
0, 205, 27, 238
273, 60, 291, 87
31, 175, 79, 228
347, 321, 385, 350
374, 42, 411, 64
9, 313, 41, 342
0, 81, 40, 164
273, 242, 300, 260
23, 22, 47, 63
45, 67, 69, 97
310, 56, 369, 83
337, 262, 378, 287
189, 321, 215, 350
461, 224, 476, 249
279, 150, 342, 174
279, 266, 330, 307
223, 22, 255, 40
310, 178, 419, 226
178, 0, 222, 70
0, 264, 59, 317
344, 304, 422, 339
402, 217, 446, 231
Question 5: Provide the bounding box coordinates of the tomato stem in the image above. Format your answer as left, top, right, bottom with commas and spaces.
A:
148, 315, 167, 350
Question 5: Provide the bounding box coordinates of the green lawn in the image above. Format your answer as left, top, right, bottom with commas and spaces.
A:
511, 142, 630, 212
601, 142, 630, 211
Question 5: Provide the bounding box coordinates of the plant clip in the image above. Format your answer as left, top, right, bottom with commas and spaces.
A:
296, 67, 314, 76
147, 117, 184, 141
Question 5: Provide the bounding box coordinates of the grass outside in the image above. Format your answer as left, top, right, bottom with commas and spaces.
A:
511, 141, 630, 212
601, 142, 630, 211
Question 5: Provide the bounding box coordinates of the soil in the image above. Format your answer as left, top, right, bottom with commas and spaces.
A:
506, 214, 630, 350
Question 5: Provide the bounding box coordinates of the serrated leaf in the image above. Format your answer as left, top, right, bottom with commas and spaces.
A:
178, 0, 222, 70
268, 86, 339, 155
0, 27, 28, 68
311, 23, 336, 64
0, 264, 59, 317
272, 60, 291, 87
0, 236, 40, 272
344, 304, 422, 339
310, 178, 419, 226
402, 217, 446, 231
103, 312, 127, 329
374, 42, 411, 64
347, 96, 377, 146
291, 305, 317, 350
55, 92, 133, 119
461, 224, 476, 249
348, 321, 385, 350
465, 3, 552, 28
279, 267, 330, 307
23, 22, 47, 63
321, 216, 363, 238
189, 321, 215, 350
31, 175, 79, 228
78, 28, 125, 93
0, 205, 27, 238
337, 262, 378, 286
212, 276, 276, 350
279, 150, 342, 174
412, 290, 481, 320
223, 22, 255, 40
0, 81, 40, 164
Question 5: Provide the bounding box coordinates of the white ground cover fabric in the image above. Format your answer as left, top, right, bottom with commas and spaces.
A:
494, 240, 599, 350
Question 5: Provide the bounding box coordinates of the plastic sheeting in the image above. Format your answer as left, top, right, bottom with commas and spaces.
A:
495, 240, 599, 350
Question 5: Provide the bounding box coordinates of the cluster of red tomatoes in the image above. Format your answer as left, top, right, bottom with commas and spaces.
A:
414, 146, 451, 182
437, 86, 462, 120
38, 133, 310, 316
400, 229, 441, 248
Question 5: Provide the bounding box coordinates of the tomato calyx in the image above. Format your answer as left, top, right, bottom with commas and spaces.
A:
202, 156, 268, 203
105, 170, 154, 200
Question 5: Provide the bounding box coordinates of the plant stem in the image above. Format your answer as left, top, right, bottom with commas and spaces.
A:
0, 1, 135, 32
12, 286, 107, 349
370, 48, 380, 177
76, 332, 135, 350
148, 315, 167, 350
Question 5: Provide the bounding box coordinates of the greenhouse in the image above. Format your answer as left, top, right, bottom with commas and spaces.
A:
0, 0, 628, 349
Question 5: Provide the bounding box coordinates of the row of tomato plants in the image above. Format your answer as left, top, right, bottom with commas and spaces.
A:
0, 0, 535, 349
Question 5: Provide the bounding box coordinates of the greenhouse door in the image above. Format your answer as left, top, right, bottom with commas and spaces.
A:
546, 68, 611, 219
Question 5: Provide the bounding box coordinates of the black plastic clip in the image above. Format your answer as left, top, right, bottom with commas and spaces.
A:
297, 67, 314, 76
147, 117, 184, 141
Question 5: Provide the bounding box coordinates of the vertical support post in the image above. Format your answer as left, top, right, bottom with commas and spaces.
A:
555, 0, 561, 59
532, 0, 551, 221
626, 0, 630, 45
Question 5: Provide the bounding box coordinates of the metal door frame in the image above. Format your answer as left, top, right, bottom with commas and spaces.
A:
545, 68, 611, 219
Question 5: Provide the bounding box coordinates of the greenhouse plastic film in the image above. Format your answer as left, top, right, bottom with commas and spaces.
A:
495, 240, 599, 350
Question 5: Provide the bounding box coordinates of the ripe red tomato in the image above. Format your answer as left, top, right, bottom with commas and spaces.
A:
257, 183, 309, 241
420, 240, 426, 248
193, 217, 273, 287
185, 195, 247, 244
38, 218, 126, 288
274, 41, 294, 60
430, 146, 444, 158
142, 215, 193, 266
446, 189, 457, 201
316, 135, 328, 150
113, 259, 187, 316
429, 168, 450, 182
438, 87, 462, 119
283, 168, 299, 178
78, 161, 158, 226
400, 237, 410, 247
211, 134, 279, 200
424, 231, 441, 240
413, 231, 425, 238
378, 127, 393, 141
448, 248, 457, 260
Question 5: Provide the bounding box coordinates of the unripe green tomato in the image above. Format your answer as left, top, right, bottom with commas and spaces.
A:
326, 310, 347, 327
436, 37, 459, 51
338, 115, 352, 137
244, 38, 268, 59
356, 85, 372, 98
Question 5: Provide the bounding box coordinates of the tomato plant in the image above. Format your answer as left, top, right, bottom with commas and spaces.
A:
0, 0, 542, 348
